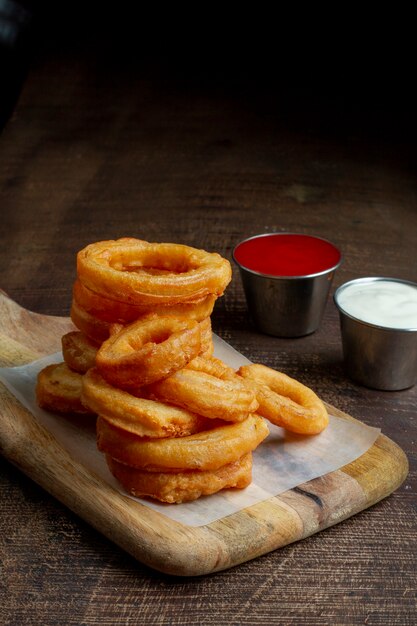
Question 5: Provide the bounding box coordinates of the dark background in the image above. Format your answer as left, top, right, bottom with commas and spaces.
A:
2, 0, 416, 139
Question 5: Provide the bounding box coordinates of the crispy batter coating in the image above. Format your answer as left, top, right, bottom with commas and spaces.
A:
82, 368, 213, 438
147, 368, 259, 422
106, 452, 253, 503
95, 315, 203, 388
96, 414, 268, 470
36, 362, 94, 415
186, 354, 236, 379
238, 363, 329, 435
198, 317, 214, 357
70, 298, 111, 343
77, 238, 232, 305
61, 331, 99, 374
73, 279, 216, 323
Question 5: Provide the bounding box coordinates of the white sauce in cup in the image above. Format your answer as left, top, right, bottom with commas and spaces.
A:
336, 278, 417, 329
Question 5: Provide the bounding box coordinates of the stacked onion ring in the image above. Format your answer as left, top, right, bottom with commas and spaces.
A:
85, 308, 266, 502
37, 238, 267, 503
36, 237, 329, 504
37, 238, 229, 422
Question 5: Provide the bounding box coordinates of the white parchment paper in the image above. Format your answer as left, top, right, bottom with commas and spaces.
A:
0, 335, 380, 527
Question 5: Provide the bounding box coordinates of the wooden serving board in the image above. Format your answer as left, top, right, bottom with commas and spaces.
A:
0, 292, 408, 576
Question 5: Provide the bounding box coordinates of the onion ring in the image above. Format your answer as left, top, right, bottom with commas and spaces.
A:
237, 363, 329, 434
77, 238, 232, 305
73, 279, 217, 323
36, 362, 94, 415
96, 413, 268, 471
95, 315, 202, 388
186, 354, 236, 379
198, 317, 214, 357
61, 331, 98, 374
106, 452, 252, 503
82, 368, 214, 438
70, 298, 111, 343
147, 367, 259, 422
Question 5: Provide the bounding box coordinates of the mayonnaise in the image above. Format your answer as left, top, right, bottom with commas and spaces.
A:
336, 279, 417, 329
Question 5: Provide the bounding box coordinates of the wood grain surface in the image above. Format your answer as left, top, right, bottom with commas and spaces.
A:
1, 16, 416, 625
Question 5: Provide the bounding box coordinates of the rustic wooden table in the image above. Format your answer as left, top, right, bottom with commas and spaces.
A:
1, 21, 416, 626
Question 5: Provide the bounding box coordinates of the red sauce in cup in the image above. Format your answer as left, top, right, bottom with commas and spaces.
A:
233, 233, 341, 277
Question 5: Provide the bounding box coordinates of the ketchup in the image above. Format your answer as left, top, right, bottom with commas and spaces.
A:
233, 234, 341, 277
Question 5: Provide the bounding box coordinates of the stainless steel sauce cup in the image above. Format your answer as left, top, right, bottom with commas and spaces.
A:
233, 233, 342, 337
334, 277, 417, 390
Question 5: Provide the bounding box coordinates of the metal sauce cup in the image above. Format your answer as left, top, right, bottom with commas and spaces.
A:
233, 233, 342, 337
334, 277, 417, 390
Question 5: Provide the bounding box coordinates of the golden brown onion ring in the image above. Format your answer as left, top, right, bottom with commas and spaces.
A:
73, 279, 217, 323
198, 317, 214, 357
97, 414, 268, 470
106, 452, 253, 503
95, 315, 202, 388
70, 298, 111, 343
82, 368, 213, 438
36, 362, 94, 415
76, 238, 232, 305
108, 317, 212, 354
237, 363, 329, 435
61, 331, 99, 374
186, 354, 236, 380
147, 368, 259, 422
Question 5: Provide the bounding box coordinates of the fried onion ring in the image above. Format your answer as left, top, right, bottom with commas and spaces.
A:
95, 315, 202, 388
61, 331, 98, 373
97, 414, 268, 470
186, 354, 236, 379
237, 363, 329, 435
73, 279, 217, 323
147, 367, 259, 422
77, 238, 232, 305
82, 368, 213, 438
36, 362, 94, 415
198, 317, 214, 357
70, 298, 111, 343
106, 452, 252, 503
